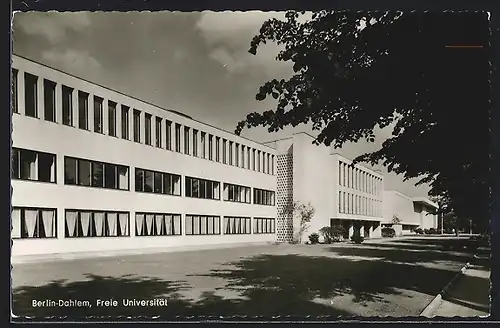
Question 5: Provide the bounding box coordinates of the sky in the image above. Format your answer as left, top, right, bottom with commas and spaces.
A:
12, 11, 430, 198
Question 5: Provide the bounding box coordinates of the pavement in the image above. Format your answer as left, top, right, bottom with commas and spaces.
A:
430, 264, 490, 317
11, 235, 491, 320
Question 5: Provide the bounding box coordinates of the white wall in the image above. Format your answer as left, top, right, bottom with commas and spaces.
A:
11, 56, 277, 256
382, 190, 419, 226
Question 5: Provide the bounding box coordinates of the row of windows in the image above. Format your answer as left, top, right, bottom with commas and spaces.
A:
12, 69, 275, 176
338, 191, 382, 217
12, 148, 275, 205
338, 161, 382, 195
134, 168, 181, 195
11, 207, 275, 238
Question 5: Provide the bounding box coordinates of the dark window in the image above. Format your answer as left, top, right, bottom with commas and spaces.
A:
24, 73, 38, 118
253, 188, 275, 206
208, 134, 213, 161
133, 109, 141, 142
184, 127, 190, 155
64, 156, 129, 191
175, 124, 181, 152
155, 117, 162, 148
193, 129, 198, 157
145, 113, 152, 145
185, 176, 220, 200
216, 137, 221, 162
12, 148, 56, 183
62, 86, 73, 126
108, 101, 117, 137
121, 106, 130, 140
43, 79, 56, 122
78, 91, 89, 130
222, 139, 227, 164
223, 183, 251, 203
165, 120, 172, 150
201, 132, 206, 159
94, 96, 103, 133
135, 168, 181, 196
235, 144, 239, 167
229, 142, 233, 165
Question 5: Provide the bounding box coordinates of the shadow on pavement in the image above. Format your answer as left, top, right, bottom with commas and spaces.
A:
12, 237, 483, 320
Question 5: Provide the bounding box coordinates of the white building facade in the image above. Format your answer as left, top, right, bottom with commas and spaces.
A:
11, 55, 440, 258
11, 55, 277, 257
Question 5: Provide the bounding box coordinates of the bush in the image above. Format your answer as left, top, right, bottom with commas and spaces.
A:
351, 234, 365, 244
319, 225, 346, 244
429, 228, 438, 234
424, 228, 431, 234
308, 233, 320, 245
414, 228, 423, 234
381, 227, 396, 238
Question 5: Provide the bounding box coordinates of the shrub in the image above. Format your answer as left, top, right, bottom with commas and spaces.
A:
381, 227, 396, 238
424, 228, 431, 234
429, 228, 438, 234
414, 228, 423, 235
308, 233, 320, 245
319, 225, 346, 244
351, 234, 365, 244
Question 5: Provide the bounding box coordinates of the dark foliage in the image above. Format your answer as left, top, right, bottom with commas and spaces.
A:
235, 11, 491, 231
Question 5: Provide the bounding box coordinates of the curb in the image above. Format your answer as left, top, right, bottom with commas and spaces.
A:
419, 261, 471, 317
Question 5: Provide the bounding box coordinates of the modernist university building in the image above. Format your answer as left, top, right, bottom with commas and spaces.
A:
11, 55, 438, 258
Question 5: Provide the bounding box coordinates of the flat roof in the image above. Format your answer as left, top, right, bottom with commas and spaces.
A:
12, 54, 275, 151
412, 197, 438, 209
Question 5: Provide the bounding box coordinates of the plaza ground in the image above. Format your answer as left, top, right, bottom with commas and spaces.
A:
11, 236, 490, 319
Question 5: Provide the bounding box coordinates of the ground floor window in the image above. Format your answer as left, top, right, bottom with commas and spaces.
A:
65, 210, 129, 237
12, 207, 57, 239
223, 216, 251, 234
185, 215, 220, 235
135, 212, 182, 236
253, 217, 275, 234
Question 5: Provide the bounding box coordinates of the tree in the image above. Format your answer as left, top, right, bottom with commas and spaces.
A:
235, 11, 491, 232
391, 214, 401, 225
284, 201, 315, 243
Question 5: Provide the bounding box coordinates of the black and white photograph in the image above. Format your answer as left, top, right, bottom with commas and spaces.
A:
10, 3, 494, 322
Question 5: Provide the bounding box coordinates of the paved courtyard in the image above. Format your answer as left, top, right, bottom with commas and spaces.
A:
12, 236, 483, 320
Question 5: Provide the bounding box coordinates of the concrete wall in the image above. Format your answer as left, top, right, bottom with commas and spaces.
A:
11, 55, 277, 256
382, 190, 419, 226
291, 134, 335, 240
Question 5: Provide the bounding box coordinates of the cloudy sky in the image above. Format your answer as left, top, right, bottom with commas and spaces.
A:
12, 11, 430, 197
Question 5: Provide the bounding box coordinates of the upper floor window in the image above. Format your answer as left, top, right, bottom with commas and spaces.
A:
165, 120, 172, 151
223, 183, 251, 203
24, 73, 38, 118
155, 117, 163, 148
175, 124, 181, 152
222, 139, 227, 164
229, 141, 233, 165
43, 79, 56, 122
135, 168, 181, 196
121, 106, 130, 140
64, 156, 129, 190
133, 109, 141, 143
93, 96, 103, 133
144, 113, 152, 145
208, 134, 213, 161
185, 176, 220, 200
201, 132, 206, 159
184, 127, 190, 155
216, 137, 221, 162
62, 85, 73, 126
108, 101, 117, 137
235, 143, 239, 167
78, 91, 89, 130
12, 148, 56, 183
253, 188, 275, 206
193, 129, 198, 157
